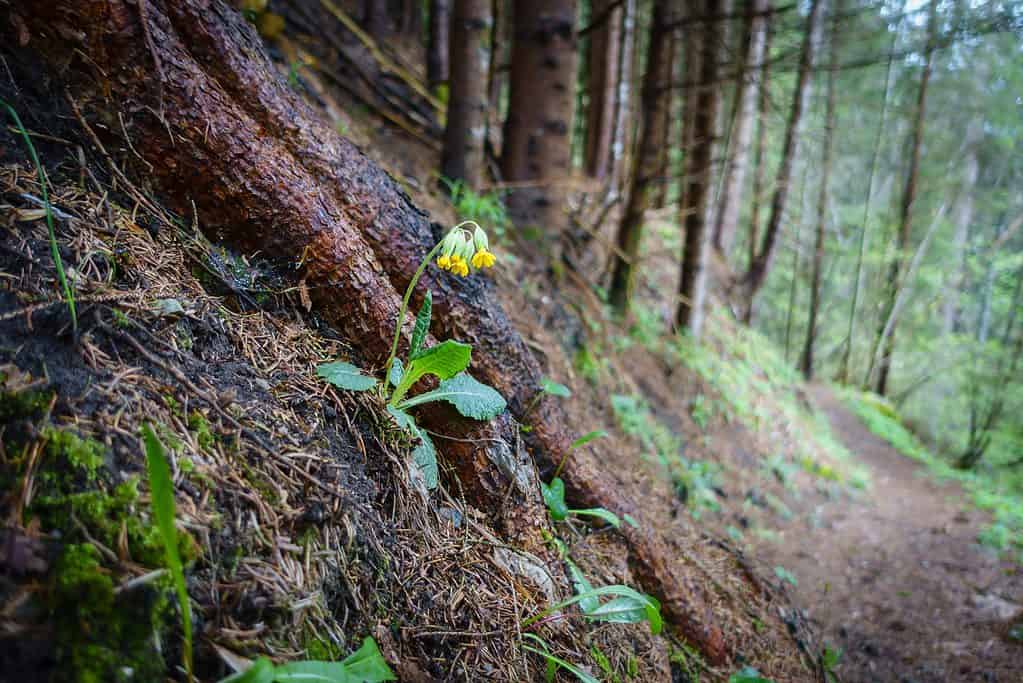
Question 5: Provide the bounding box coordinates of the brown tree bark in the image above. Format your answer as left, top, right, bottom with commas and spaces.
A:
875, 0, 937, 396
675, 0, 722, 338
401, 0, 423, 36
800, 0, 841, 380
364, 0, 391, 39
501, 0, 578, 234
712, 0, 768, 259
742, 0, 822, 317
4, 0, 756, 663
441, 0, 492, 187
651, 29, 678, 209
607, 0, 676, 313
583, 0, 621, 179
428, 0, 451, 88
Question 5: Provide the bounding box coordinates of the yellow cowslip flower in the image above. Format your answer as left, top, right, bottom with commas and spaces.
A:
471, 249, 495, 269
436, 254, 452, 270
450, 255, 470, 277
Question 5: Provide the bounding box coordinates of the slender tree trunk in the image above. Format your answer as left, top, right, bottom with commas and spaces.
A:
678, 4, 701, 226
428, 0, 451, 89
364, 0, 390, 39
501, 0, 579, 235
713, 0, 768, 259
942, 119, 981, 335
584, 0, 621, 179
401, 0, 424, 36
675, 0, 722, 338
743, 0, 823, 314
608, 0, 676, 313
784, 160, 809, 363
486, 0, 507, 154
875, 0, 937, 396
743, 9, 772, 323
839, 4, 900, 383
608, 0, 637, 196
800, 0, 841, 380
442, 0, 493, 188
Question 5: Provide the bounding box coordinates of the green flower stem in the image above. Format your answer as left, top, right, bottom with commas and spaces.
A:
384, 240, 444, 391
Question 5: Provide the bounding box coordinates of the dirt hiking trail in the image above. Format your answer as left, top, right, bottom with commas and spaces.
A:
759, 385, 1022, 682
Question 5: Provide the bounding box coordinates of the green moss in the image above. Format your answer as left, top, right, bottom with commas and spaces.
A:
188, 410, 215, 451
42, 427, 105, 480
0, 386, 52, 422
51, 544, 170, 683
304, 632, 344, 661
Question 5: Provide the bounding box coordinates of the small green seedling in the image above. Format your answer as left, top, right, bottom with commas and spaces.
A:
821, 644, 842, 682
524, 584, 662, 634
773, 565, 798, 587
521, 634, 598, 683
220, 637, 395, 683
540, 477, 634, 528
317, 223, 506, 489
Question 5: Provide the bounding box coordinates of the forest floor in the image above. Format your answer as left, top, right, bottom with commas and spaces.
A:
758, 385, 1022, 682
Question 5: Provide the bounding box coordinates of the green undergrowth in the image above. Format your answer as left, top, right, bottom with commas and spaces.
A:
662, 309, 870, 493
610, 393, 721, 515
1, 380, 197, 682
841, 388, 1023, 561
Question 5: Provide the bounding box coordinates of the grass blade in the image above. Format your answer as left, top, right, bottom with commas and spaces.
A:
1, 99, 77, 332
143, 424, 192, 681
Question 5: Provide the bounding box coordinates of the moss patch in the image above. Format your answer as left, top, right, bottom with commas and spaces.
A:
51, 543, 171, 683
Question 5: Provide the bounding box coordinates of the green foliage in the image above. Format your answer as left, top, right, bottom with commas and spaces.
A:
410, 290, 432, 358
541, 476, 621, 527
822, 644, 842, 682
524, 584, 662, 635
397, 372, 506, 420
317, 361, 378, 392
390, 340, 472, 404
540, 377, 572, 398
728, 667, 774, 683
521, 634, 599, 683
571, 430, 608, 449
773, 565, 798, 587
610, 394, 719, 514
1, 98, 77, 331
441, 177, 508, 236
143, 424, 193, 681
220, 638, 395, 683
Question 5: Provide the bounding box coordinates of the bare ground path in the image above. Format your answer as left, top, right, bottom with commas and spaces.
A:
760, 385, 1022, 682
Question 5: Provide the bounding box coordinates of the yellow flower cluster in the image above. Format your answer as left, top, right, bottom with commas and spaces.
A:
436, 224, 497, 277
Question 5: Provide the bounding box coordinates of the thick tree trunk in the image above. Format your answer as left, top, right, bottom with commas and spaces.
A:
743, 0, 822, 315
800, 0, 841, 380
607, 0, 676, 313
583, 0, 621, 179
712, 0, 768, 259
441, 0, 492, 187
364, 0, 390, 39
428, 0, 451, 89
6, 0, 752, 662
676, 0, 721, 338
501, 0, 578, 234
875, 0, 937, 396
